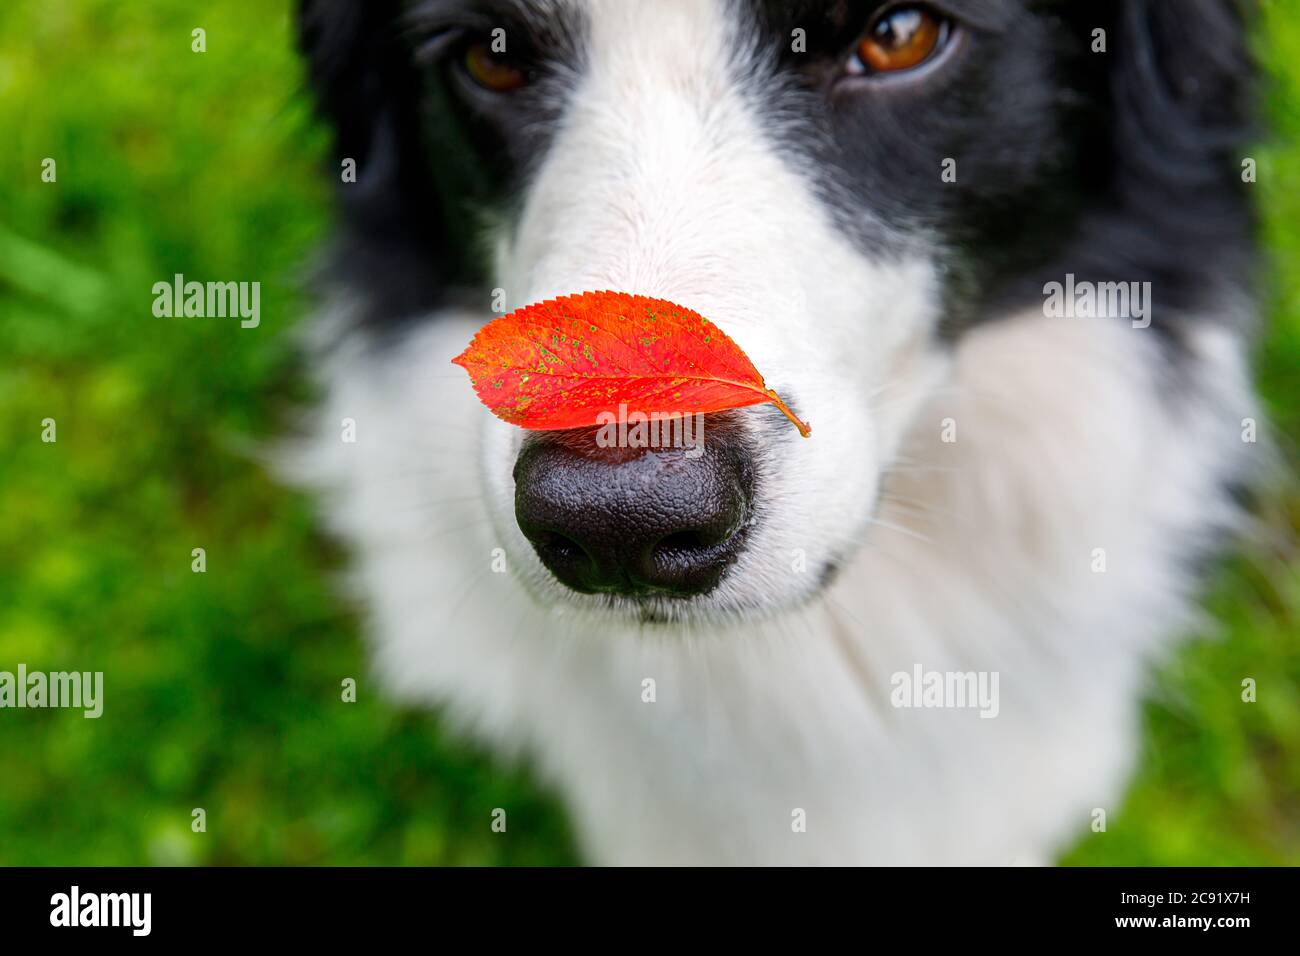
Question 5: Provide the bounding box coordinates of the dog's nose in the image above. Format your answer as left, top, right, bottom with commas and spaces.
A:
513, 425, 752, 597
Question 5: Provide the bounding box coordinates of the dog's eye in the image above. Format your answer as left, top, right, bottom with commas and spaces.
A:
463, 41, 527, 92
852, 6, 946, 74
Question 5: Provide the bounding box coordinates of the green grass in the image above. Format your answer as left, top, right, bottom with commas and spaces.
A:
1062, 0, 1300, 865
0, 0, 1295, 866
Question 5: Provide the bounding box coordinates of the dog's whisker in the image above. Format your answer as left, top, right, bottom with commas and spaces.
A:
864, 515, 933, 545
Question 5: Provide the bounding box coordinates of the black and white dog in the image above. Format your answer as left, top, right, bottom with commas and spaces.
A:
289, 0, 1259, 864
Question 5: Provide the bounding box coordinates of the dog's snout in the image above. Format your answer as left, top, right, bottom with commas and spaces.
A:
513, 427, 752, 598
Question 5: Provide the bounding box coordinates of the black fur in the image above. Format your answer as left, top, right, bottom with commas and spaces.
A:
751, 0, 1256, 345
298, 0, 1257, 350
299, 0, 459, 330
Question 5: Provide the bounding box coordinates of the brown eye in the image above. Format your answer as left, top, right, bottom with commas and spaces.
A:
464, 41, 527, 92
855, 6, 944, 74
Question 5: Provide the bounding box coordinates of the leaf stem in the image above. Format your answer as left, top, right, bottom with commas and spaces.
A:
764, 389, 812, 438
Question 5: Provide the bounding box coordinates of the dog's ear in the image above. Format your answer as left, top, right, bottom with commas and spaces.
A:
1110, 0, 1254, 183
298, 0, 467, 325
1067, 0, 1257, 323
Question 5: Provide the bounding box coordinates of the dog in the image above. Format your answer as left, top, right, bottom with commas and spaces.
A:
287, 0, 1260, 864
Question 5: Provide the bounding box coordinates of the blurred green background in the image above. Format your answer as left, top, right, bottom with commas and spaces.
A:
0, 0, 1295, 865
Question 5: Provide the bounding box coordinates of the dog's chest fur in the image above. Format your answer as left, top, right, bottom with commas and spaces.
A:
288, 303, 1253, 865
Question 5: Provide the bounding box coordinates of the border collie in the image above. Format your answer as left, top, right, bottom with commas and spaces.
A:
288, 0, 1259, 864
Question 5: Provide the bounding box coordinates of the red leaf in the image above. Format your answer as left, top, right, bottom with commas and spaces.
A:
451, 291, 811, 437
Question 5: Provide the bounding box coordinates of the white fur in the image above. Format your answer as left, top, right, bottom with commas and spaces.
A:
281, 0, 1257, 864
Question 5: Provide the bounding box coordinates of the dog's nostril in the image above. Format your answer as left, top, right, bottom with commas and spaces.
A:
538, 530, 585, 562
653, 530, 709, 556
531, 529, 596, 579
513, 423, 753, 598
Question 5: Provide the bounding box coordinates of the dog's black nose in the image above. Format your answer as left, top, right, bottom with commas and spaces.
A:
514, 424, 752, 598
